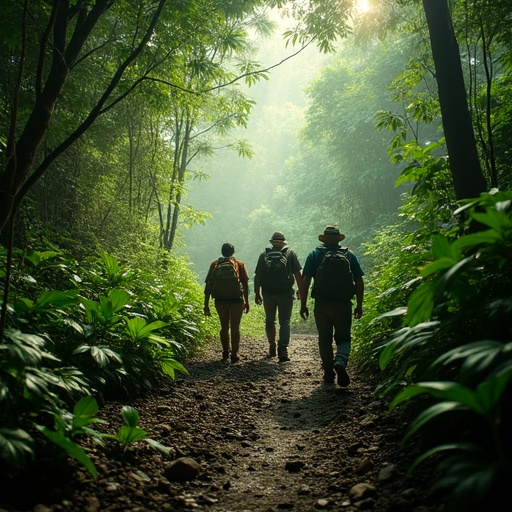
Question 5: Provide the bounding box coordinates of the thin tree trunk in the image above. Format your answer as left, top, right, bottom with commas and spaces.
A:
422, 0, 488, 200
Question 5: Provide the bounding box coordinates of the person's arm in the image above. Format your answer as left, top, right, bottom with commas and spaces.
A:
254, 274, 263, 305
300, 275, 312, 320
239, 262, 250, 313
204, 262, 215, 316
293, 270, 303, 300
354, 276, 364, 319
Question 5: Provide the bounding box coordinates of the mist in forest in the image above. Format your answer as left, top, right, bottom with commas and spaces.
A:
182, 29, 405, 285
182, 31, 329, 282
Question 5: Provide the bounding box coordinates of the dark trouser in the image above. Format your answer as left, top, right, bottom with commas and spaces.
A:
313, 299, 352, 374
215, 299, 244, 355
262, 289, 294, 351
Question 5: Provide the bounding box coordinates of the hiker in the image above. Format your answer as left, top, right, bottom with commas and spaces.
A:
204, 243, 250, 363
254, 231, 303, 362
300, 226, 364, 386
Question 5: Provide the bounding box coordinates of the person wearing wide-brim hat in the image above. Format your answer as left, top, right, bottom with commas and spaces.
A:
299, 225, 364, 387
254, 231, 302, 362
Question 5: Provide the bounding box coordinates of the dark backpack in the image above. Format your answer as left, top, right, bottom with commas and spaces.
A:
260, 247, 293, 294
313, 248, 356, 302
210, 258, 243, 300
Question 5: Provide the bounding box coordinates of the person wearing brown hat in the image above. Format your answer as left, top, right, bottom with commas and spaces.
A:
254, 231, 302, 361
299, 226, 364, 386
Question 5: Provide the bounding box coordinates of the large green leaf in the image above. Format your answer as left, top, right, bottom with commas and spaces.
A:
39, 426, 98, 478
0, 428, 35, 469
405, 281, 436, 326
34, 289, 79, 309
404, 401, 467, 442
125, 318, 168, 341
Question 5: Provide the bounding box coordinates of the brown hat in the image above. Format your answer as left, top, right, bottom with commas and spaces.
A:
269, 231, 287, 245
318, 225, 345, 243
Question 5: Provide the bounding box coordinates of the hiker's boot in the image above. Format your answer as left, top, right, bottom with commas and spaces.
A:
269, 342, 277, 357
222, 351, 230, 362
278, 349, 290, 363
231, 353, 240, 364
334, 362, 350, 387
323, 370, 335, 384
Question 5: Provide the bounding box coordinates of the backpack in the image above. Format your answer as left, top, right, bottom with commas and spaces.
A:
313, 248, 356, 302
210, 258, 243, 300
260, 247, 293, 294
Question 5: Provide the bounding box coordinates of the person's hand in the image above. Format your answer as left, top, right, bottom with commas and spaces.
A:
300, 305, 309, 320
244, 301, 250, 314
203, 305, 211, 317
354, 306, 363, 319
255, 292, 263, 305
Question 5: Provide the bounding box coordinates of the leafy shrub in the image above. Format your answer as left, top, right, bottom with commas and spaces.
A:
0, 237, 210, 474
378, 189, 512, 510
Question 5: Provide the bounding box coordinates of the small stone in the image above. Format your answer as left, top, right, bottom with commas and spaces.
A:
285, 460, 305, 472
164, 457, 200, 482
355, 458, 374, 474
349, 483, 377, 501
378, 463, 397, 481
355, 497, 376, 510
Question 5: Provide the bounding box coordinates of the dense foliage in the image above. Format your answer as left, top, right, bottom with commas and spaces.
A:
0, 1, 511, 509
0, 236, 214, 474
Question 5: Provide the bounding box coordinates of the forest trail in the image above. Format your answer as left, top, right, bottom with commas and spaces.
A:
3, 335, 437, 512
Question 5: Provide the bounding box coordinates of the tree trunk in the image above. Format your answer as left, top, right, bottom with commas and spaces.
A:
422, 0, 488, 200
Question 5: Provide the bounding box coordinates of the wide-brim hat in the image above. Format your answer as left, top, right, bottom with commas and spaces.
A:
318, 225, 345, 243
269, 231, 287, 245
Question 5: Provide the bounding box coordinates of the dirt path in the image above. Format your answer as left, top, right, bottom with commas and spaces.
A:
3, 335, 437, 512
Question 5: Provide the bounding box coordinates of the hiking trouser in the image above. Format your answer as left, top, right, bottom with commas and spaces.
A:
313, 299, 353, 372
215, 299, 244, 355
262, 289, 294, 351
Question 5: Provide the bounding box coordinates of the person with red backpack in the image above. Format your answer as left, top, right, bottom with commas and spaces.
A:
254, 231, 302, 362
300, 226, 364, 387
204, 243, 250, 363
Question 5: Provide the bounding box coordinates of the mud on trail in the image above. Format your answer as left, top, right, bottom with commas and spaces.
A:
2, 335, 439, 512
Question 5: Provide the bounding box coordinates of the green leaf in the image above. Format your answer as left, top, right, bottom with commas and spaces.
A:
24, 250, 58, 266
405, 281, 436, 326
431, 234, 456, 259
34, 289, 79, 309
404, 401, 467, 442
0, 428, 35, 469
378, 340, 398, 370
420, 257, 457, 277
160, 358, 188, 379
38, 427, 98, 478
372, 307, 407, 323
74, 396, 99, 419
121, 406, 140, 428
409, 442, 485, 473
145, 438, 171, 455
392, 381, 485, 415
125, 318, 167, 341
453, 230, 502, 251
476, 366, 512, 413
107, 289, 131, 313
99, 250, 119, 277
116, 425, 147, 444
